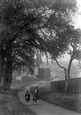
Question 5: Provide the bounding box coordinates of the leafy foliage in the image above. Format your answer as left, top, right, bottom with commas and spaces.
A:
0, 0, 78, 90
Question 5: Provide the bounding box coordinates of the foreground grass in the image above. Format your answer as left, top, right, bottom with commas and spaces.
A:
40, 91, 81, 113
0, 89, 36, 115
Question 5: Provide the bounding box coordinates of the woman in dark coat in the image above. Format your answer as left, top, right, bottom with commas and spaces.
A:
33, 86, 39, 105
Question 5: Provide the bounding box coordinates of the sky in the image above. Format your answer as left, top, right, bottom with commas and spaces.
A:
73, 0, 81, 29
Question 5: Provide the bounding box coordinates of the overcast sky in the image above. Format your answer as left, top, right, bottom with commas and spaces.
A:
73, 0, 81, 29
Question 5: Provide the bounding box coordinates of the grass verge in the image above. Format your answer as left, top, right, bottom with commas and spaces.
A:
40, 91, 81, 113
30, 84, 81, 114
0, 88, 36, 115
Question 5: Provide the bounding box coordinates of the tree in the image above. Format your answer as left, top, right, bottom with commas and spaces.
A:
0, 0, 48, 89
37, 68, 45, 80
0, 0, 77, 90
67, 29, 81, 80
51, 28, 81, 92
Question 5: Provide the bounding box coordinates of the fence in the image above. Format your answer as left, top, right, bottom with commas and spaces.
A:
50, 78, 81, 93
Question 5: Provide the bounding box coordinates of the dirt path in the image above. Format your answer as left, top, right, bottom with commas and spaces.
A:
18, 84, 81, 115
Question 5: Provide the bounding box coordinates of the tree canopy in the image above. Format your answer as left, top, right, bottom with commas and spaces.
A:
0, 0, 78, 90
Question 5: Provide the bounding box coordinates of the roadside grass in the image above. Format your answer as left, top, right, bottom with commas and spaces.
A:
30, 83, 81, 113
0, 88, 36, 115
40, 91, 81, 112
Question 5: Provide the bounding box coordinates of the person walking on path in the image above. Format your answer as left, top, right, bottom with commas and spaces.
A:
33, 86, 39, 105
25, 90, 31, 105
19, 83, 81, 115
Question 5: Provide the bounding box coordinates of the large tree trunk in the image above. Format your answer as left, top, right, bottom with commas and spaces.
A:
2, 43, 12, 90
64, 68, 69, 93
2, 59, 12, 90
55, 60, 69, 93
64, 54, 74, 93
67, 54, 74, 80
0, 48, 4, 87
0, 52, 2, 85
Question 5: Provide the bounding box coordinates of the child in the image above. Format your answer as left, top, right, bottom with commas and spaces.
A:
25, 90, 31, 105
